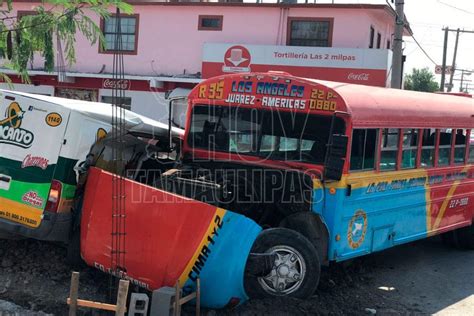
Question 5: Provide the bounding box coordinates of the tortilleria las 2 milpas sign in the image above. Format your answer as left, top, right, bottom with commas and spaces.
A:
202, 43, 393, 87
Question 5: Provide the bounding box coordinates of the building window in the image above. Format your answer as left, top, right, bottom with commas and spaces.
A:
101, 14, 139, 54
287, 18, 333, 47
387, 39, 391, 49
438, 129, 453, 166
350, 129, 378, 171
101, 96, 132, 110
401, 129, 418, 169
55, 88, 98, 102
369, 26, 375, 48
421, 129, 436, 167
17, 10, 37, 20
380, 128, 399, 171
198, 15, 223, 31
377, 32, 382, 49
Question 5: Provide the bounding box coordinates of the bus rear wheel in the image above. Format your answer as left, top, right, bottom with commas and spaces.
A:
244, 228, 320, 299
455, 224, 474, 250
441, 224, 474, 250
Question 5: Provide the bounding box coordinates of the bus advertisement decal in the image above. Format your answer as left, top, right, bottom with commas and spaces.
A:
0, 102, 35, 149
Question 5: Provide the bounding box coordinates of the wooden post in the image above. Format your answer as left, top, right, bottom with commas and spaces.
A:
115, 279, 130, 316
68, 272, 80, 316
196, 278, 200, 316
169, 279, 200, 316
174, 281, 181, 316
67, 272, 129, 314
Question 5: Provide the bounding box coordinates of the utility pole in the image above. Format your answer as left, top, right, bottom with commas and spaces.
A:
447, 28, 460, 92
391, 0, 404, 89
458, 69, 472, 92
440, 27, 449, 91
440, 28, 474, 91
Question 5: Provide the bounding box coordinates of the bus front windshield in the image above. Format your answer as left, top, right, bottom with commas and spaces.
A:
188, 104, 345, 165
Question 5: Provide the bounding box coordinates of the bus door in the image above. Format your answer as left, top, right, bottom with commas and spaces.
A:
0, 94, 69, 230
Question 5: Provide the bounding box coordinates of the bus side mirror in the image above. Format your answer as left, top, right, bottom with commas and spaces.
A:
324, 134, 348, 181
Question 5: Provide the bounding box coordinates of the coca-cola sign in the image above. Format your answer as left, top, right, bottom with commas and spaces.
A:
347, 73, 370, 81
102, 79, 131, 90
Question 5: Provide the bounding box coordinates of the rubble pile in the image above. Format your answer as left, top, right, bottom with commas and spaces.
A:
0, 239, 108, 315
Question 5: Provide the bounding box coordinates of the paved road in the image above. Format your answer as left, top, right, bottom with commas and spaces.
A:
214, 235, 474, 315
363, 237, 474, 315
1, 236, 473, 315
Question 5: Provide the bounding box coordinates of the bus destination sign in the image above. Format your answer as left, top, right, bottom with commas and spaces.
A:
197, 77, 341, 112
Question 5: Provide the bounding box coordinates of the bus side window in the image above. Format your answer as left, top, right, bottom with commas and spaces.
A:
350, 129, 377, 171
421, 129, 435, 167
380, 128, 399, 171
454, 129, 467, 164
438, 129, 453, 166
469, 130, 474, 163
401, 129, 418, 169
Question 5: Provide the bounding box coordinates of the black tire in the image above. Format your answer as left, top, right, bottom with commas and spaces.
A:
66, 193, 86, 268
455, 224, 474, 250
244, 228, 321, 299
441, 223, 474, 250
66, 229, 86, 268
441, 230, 459, 248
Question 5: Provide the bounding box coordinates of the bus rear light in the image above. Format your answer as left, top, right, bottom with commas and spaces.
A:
45, 180, 62, 213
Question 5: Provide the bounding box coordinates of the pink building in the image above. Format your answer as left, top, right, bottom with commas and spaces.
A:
1, 1, 411, 123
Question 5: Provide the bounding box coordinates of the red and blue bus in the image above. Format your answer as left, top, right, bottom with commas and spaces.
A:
80, 72, 474, 308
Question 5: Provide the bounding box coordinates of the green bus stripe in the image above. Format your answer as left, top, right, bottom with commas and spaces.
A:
0, 179, 78, 207
0, 156, 79, 185
0, 179, 51, 209
0, 156, 54, 183
62, 183, 77, 200
55, 157, 79, 186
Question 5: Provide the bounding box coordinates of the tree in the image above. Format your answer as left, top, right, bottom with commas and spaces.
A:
0, 0, 132, 82
404, 68, 439, 92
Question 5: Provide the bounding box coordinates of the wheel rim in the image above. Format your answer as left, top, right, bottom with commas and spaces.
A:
258, 245, 306, 296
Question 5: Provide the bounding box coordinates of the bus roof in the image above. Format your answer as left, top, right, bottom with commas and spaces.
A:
1, 89, 184, 138
316, 80, 474, 128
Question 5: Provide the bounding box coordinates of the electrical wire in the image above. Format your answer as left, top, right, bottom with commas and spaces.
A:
437, 0, 474, 15
385, 1, 438, 66
409, 33, 438, 65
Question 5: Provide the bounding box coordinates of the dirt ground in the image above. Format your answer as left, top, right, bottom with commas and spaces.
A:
0, 236, 473, 315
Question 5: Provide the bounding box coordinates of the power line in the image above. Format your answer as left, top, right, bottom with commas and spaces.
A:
436, 0, 474, 15
410, 33, 438, 65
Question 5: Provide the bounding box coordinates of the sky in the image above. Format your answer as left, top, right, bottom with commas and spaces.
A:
317, 0, 474, 91
402, 0, 474, 91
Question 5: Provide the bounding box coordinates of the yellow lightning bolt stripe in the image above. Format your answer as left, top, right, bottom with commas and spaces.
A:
425, 183, 433, 235
431, 165, 471, 232
178, 207, 226, 286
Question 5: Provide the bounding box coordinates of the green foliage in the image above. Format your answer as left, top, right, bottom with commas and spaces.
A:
0, 0, 133, 82
404, 68, 440, 92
